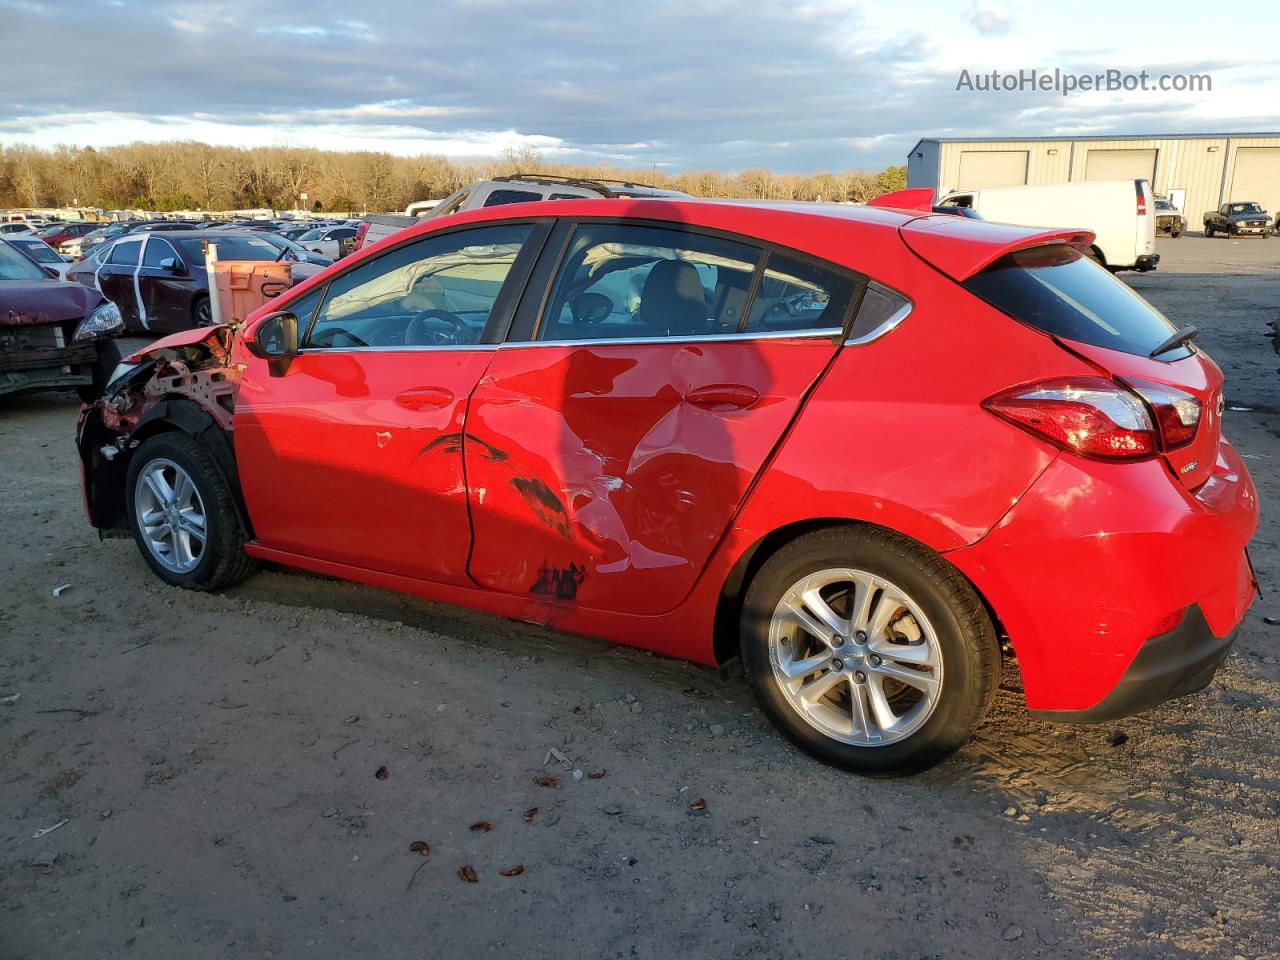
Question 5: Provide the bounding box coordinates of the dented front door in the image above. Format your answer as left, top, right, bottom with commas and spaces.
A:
234, 221, 544, 585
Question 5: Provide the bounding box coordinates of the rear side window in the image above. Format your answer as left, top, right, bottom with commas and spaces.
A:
743, 253, 855, 334
963, 244, 1187, 359
109, 239, 142, 266
142, 238, 177, 267
536, 223, 760, 341
484, 189, 543, 206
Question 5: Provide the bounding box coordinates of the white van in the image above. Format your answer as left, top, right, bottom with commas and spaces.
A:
937, 180, 1159, 272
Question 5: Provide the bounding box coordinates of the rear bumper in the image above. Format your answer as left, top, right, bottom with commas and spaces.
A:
1029, 604, 1236, 722
947, 442, 1258, 715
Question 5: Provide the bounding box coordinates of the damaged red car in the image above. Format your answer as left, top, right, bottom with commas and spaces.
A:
76, 197, 1259, 771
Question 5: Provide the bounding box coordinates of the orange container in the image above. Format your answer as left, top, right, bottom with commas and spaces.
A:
211, 261, 293, 324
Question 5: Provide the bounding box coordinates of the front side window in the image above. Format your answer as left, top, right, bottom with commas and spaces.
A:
142, 238, 178, 267
743, 253, 855, 334
537, 224, 760, 341
305, 223, 532, 349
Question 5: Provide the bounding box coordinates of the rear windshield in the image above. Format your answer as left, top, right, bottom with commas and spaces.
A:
177, 236, 281, 262
963, 244, 1188, 359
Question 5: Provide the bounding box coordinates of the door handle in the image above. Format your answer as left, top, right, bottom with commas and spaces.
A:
685, 383, 760, 411
395, 386, 454, 411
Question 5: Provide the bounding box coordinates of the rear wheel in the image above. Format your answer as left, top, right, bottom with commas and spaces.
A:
741, 527, 999, 773
192, 295, 212, 326
125, 433, 257, 590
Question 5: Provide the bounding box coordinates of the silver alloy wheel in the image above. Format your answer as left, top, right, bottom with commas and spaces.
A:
195, 299, 212, 325
134, 458, 207, 573
768, 568, 943, 747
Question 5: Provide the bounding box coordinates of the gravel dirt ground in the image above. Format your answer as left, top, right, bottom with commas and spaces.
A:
2, 235, 1278, 960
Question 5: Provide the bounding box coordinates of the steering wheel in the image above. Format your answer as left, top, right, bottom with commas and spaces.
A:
405, 309, 476, 346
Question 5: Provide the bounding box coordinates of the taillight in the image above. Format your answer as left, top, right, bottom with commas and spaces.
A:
1135, 181, 1147, 216
983, 377, 1157, 460
1122, 377, 1201, 450
354, 221, 370, 251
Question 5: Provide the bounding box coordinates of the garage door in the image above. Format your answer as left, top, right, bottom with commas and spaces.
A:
1229, 147, 1280, 214
1084, 149, 1157, 183
956, 151, 1028, 190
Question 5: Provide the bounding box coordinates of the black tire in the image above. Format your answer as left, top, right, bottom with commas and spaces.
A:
1204, 224, 1214, 237
1170, 227, 1182, 239
192, 295, 212, 327
740, 526, 999, 773
125, 432, 257, 590
1085, 246, 1105, 267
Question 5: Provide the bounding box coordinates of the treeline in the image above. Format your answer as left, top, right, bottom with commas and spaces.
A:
0, 141, 907, 213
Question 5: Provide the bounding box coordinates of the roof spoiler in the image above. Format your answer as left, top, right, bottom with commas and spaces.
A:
900, 215, 1096, 281
866, 188, 935, 212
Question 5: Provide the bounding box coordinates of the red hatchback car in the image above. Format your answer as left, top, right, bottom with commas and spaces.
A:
76, 197, 1258, 771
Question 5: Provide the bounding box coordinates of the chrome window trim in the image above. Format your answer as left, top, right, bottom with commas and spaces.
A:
500, 328, 841, 349
845, 285, 913, 346
296, 344, 499, 355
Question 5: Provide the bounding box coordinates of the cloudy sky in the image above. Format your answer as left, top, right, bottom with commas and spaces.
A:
2, 0, 1278, 171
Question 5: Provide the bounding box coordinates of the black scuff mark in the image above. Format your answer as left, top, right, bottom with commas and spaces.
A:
413, 431, 510, 463
510, 477, 571, 538
530, 562, 585, 600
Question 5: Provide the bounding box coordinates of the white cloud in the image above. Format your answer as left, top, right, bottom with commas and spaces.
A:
967, 2, 1014, 35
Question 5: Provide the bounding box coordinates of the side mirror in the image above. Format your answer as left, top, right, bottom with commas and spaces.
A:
159, 257, 185, 275
245, 312, 298, 375
42, 266, 60, 280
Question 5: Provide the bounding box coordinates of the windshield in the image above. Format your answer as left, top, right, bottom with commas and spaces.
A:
963, 244, 1188, 360
12, 239, 60, 263
175, 235, 282, 262
1155, 200, 1174, 210
296, 228, 326, 241
1228, 203, 1263, 214
0, 241, 48, 280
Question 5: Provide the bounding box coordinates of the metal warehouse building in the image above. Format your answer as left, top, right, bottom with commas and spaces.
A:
907, 134, 1280, 222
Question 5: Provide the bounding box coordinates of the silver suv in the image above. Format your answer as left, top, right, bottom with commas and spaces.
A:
427, 173, 688, 218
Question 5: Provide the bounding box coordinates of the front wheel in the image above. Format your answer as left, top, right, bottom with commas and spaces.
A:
741, 527, 1000, 773
1205, 224, 1214, 237
125, 432, 257, 590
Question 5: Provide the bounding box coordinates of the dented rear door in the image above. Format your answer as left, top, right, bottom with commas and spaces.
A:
464, 219, 855, 615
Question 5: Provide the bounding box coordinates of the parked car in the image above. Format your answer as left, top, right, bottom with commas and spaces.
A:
295, 224, 358, 260
1154, 198, 1186, 237
35, 221, 100, 250
67, 230, 302, 332
1203, 202, 1271, 238
5, 235, 71, 278
0, 222, 37, 237
936, 179, 1159, 271
248, 232, 334, 270
75, 198, 1258, 772
0, 237, 132, 399
67, 221, 137, 259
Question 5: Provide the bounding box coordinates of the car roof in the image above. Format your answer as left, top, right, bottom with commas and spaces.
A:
342, 197, 1090, 287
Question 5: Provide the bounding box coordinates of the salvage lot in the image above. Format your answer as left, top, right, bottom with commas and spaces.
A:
2, 235, 1278, 959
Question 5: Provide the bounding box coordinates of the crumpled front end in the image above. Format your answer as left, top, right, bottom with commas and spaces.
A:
78, 324, 242, 533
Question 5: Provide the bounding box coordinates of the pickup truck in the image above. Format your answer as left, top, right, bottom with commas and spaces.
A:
355, 175, 687, 252
1203, 202, 1272, 237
